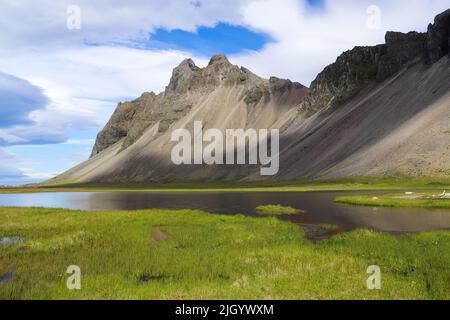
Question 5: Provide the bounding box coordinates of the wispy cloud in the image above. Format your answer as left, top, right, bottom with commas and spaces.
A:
64, 139, 95, 146
0, 149, 25, 183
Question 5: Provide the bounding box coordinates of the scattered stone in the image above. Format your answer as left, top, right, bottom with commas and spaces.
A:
151, 228, 167, 241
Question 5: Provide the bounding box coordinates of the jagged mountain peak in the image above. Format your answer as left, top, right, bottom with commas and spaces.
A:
55, 8, 450, 184
165, 54, 266, 95
167, 58, 199, 91
207, 54, 231, 66
88, 54, 307, 157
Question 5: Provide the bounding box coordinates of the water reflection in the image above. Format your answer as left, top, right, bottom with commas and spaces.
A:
0, 272, 13, 285
0, 191, 450, 233
0, 237, 25, 245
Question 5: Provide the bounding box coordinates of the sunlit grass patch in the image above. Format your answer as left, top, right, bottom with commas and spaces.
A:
335, 194, 450, 209
255, 204, 302, 215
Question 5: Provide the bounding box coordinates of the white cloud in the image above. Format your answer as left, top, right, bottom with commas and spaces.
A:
0, 165, 25, 178
23, 171, 61, 180
0, 148, 61, 184
0, 0, 253, 53
64, 139, 95, 146
0, 123, 68, 145
0, 149, 24, 179
232, 0, 450, 86
0, 148, 18, 161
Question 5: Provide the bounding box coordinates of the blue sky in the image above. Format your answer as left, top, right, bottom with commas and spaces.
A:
307, 0, 324, 7
0, 0, 449, 185
148, 23, 272, 56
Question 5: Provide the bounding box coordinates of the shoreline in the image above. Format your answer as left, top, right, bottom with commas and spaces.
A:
2, 177, 450, 194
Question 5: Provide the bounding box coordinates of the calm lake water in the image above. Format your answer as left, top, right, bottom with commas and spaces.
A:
1, 191, 450, 233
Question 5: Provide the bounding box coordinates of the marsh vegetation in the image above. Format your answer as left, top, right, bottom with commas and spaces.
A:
1, 207, 449, 299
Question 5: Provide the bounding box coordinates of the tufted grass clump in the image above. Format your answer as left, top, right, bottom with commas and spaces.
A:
255, 204, 302, 215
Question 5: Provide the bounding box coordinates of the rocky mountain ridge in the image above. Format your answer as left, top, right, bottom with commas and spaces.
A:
53, 9, 450, 184
297, 8, 450, 117
91, 54, 305, 157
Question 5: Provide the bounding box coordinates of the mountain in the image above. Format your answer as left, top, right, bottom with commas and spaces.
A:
52, 9, 450, 184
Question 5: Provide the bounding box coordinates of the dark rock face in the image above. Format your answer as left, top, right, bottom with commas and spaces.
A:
244, 86, 267, 114
299, 9, 450, 116
426, 9, 450, 64
377, 31, 426, 80
91, 100, 138, 157
269, 77, 304, 93
299, 45, 386, 115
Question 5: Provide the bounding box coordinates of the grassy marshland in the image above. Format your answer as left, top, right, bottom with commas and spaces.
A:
255, 205, 302, 215
336, 193, 450, 209
0, 207, 449, 300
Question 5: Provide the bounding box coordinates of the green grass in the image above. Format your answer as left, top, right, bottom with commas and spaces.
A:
336, 194, 450, 209
0, 207, 449, 300
255, 205, 302, 215
2, 176, 450, 194
318, 224, 339, 232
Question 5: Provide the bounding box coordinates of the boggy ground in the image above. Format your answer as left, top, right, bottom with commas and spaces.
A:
0, 207, 449, 300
